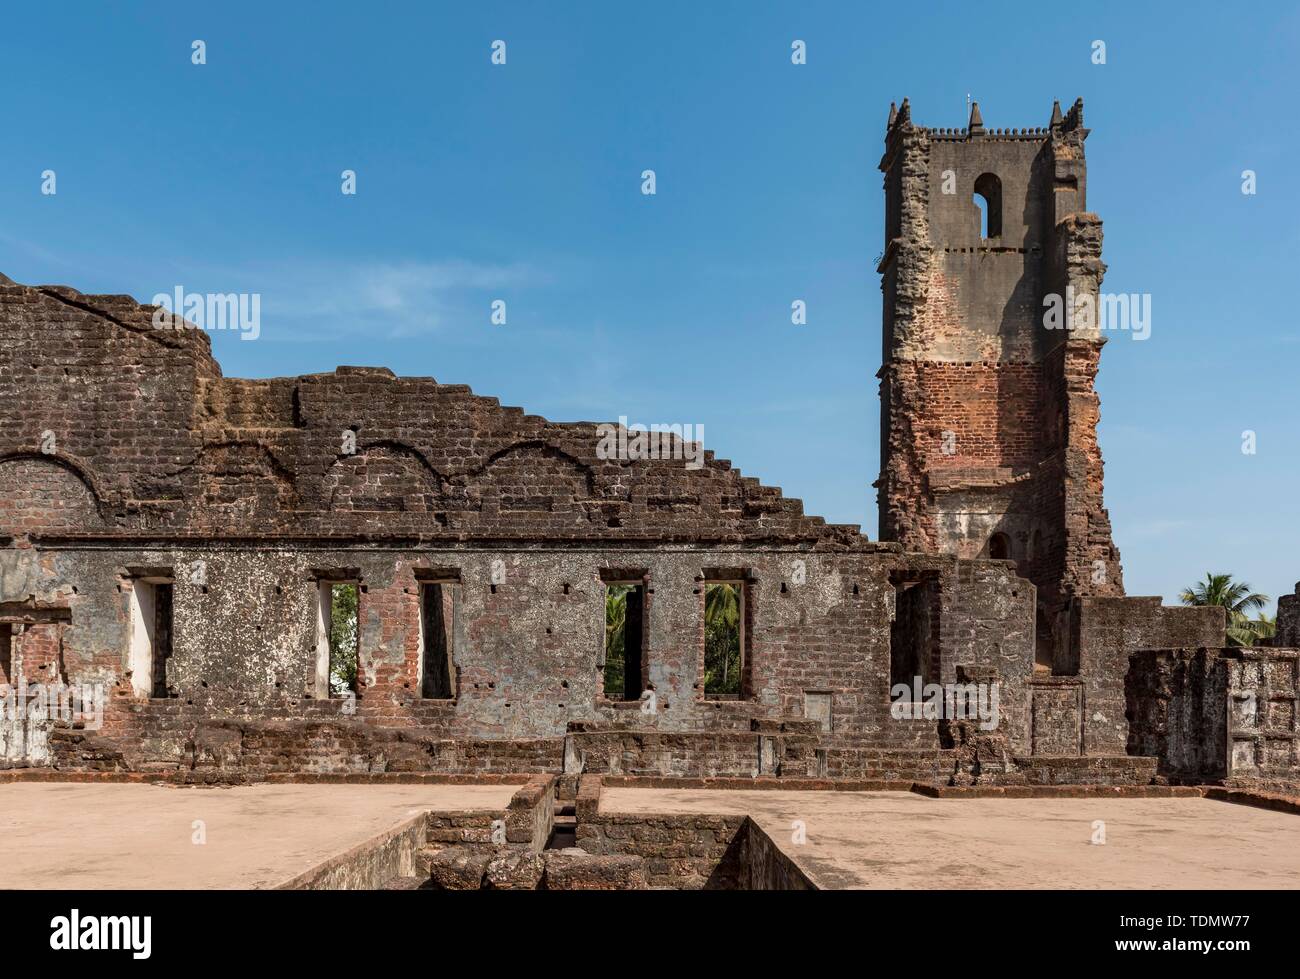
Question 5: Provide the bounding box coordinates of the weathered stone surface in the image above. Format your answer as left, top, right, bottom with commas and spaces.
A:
426, 847, 492, 890
1276, 583, 1300, 648
1128, 645, 1300, 791
876, 98, 1124, 674
485, 848, 545, 890
542, 850, 646, 890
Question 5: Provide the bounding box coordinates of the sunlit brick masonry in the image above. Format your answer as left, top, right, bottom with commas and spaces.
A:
2, 101, 1297, 889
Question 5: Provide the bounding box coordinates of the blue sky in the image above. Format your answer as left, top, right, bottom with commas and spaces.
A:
2, 1, 1297, 610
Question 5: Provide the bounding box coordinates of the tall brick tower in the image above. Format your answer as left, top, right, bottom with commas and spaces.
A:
875, 98, 1124, 668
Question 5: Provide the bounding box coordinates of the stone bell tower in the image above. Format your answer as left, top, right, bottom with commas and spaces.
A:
875, 98, 1125, 667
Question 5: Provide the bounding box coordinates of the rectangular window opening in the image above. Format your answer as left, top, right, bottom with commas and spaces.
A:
603, 582, 645, 701
129, 576, 174, 699
704, 581, 745, 699
316, 581, 359, 698
889, 572, 940, 700
0, 626, 12, 686
419, 581, 457, 699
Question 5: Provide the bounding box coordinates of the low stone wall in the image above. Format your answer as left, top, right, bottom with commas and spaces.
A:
821, 746, 957, 781
278, 775, 553, 890
277, 812, 426, 890
1224, 647, 1300, 785
912, 783, 1203, 799
576, 805, 748, 888
1014, 755, 1157, 786
1126, 646, 1300, 787
46, 714, 563, 778
564, 725, 822, 779
574, 776, 819, 889
737, 820, 817, 889
424, 809, 507, 846
504, 774, 555, 850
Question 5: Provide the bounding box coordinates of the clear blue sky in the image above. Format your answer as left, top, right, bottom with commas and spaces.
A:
2, 1, 1297, 611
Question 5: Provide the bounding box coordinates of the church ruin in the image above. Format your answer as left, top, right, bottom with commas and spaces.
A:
1, 99, 1295, 802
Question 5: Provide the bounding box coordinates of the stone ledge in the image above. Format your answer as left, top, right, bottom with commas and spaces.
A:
598, 775, 914, 792
0, 768, 533, 787
912, 783, 1201, 799
1203, 786, 1300, 816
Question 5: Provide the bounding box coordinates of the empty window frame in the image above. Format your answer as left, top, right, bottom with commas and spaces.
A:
603, 580, 646, 701
316, 581, 359, 698
888, 571, 940, 697
973, 172, 1002, 239
419, 579, 458, 699
0, 625, 12, 686
703, 579, 746, 699
128, 576, 174, 698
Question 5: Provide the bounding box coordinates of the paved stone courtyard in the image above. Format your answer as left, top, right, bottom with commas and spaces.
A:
5, 782, 1298, 890
0, 782, 516, 889
599, 787, 1300, 889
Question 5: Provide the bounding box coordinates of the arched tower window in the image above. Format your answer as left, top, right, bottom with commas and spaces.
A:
986, 532, 1011, 560
973, 173, 1002, 239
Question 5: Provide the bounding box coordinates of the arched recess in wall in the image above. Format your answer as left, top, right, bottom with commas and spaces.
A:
325, 441, 446, 512
194, 442, 299, 525
986, 532, 1011, 561
466, 441, 595, 513
973, 172, 1002, 239
0, 452, 106, 535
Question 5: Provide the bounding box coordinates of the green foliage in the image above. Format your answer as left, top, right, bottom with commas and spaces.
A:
1250, 613, 1276, 644
329, 583, 358, 694
1180, 573, 1271, 647
704, 583, 741, 695
604, 584, 630, 697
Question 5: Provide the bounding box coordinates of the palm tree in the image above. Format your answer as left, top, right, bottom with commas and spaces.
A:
704, 583, 742, 693
1251, 613, 1277, 645
604, 585, 629, 696
328, 583, 359, 693
705, 582, 740, 632
1179, 574, 1270, 647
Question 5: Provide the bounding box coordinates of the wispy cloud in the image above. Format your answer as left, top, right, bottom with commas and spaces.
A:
142, 257, 548, 341
268, 259, 547, 339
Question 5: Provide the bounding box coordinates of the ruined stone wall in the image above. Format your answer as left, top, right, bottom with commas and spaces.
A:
0, 284, 219, 524
1127, 646, 1300, 791
1051, 224, 1124, 607
1074, 597, 1226, 755
18, 540, 1037, 774
1224, 648, 1300, 789
1126, 648, 1228, 781
0, 276, 1048, 777
1276, 583, 1300, 647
